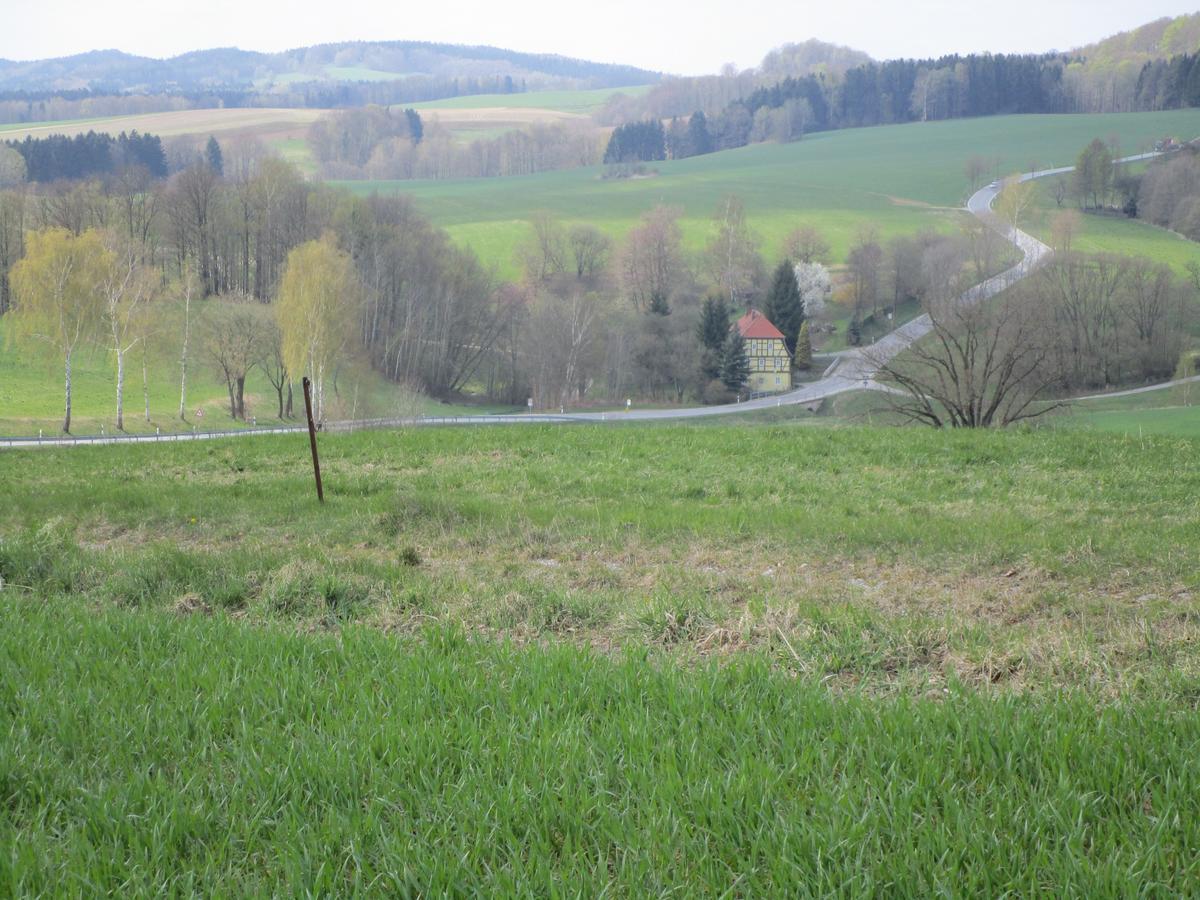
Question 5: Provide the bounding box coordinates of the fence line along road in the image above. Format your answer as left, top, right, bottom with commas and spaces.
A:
0, 153, 1172, 451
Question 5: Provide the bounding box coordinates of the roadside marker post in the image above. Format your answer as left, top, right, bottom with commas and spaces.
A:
302, 376, 325, 504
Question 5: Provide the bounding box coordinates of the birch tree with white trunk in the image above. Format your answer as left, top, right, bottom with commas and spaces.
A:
9, 228, 107, 433
100, 233, 158, 431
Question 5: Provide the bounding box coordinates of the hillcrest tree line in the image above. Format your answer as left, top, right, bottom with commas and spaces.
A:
604, 51, 1200, 163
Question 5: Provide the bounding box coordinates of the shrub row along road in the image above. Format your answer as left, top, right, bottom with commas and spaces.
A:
0, 154, 1166, 448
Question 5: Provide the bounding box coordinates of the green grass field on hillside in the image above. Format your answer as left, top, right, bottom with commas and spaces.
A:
344, 109, 1200, 278
0, 317, 514, 437
3, 424, 1198, 687
410, 85, 652, 115
3, 423, 1200, 891
1024, 179, 1200, 275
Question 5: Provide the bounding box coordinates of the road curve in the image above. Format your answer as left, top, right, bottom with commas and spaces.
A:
0, 153, 1165, 450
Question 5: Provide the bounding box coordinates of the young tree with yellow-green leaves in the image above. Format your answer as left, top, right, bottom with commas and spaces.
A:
275, 235, 361, 422
9, 228, 109, 433
995, 175, 1036, 231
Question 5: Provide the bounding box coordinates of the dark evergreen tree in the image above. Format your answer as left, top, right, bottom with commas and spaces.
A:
648, 290, 670, 316
720, 329, 750, 393
697, 296, 730, 380
7, 129, 167, 182
763, 259, 805, 355
404, 108, 424, 143
698, 298, 730, 348
848, 316, 863, 347
687, 111, 712, 156
205, 136, 223, 177
603, 120, 666, 164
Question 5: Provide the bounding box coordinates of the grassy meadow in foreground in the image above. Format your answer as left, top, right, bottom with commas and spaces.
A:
3, 423, 1198, 693
3, 422, 1200, 892
3, 598, 1199, 894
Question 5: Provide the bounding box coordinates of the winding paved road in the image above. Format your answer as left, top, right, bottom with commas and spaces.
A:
0, 153, 1169, 449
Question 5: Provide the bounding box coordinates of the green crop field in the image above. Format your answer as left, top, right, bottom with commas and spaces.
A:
345, 109, 1200, 278
3, 423, 1200, 891
410, 84, 652, 115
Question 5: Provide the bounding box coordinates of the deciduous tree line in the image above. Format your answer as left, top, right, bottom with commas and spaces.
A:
0, 143, 500, 430
875, 247, 1198, 428
310, 106, 602, 181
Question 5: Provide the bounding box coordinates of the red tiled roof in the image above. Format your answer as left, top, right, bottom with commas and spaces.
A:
736, 309, 785, 340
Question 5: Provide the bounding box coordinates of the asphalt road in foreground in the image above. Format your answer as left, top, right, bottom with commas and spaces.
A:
0, 154, 1168, 449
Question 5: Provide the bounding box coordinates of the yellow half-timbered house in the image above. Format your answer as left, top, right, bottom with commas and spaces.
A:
736, 309, 792, 393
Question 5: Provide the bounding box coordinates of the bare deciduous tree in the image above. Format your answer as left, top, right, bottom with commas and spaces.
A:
705, 194, 760, 304
783, 226, 831, 265
205, 293, 264, 420
618, 205, 686, 311
847, 225, 883, 317
518, 211, 567, 284
566, 224, 612, 282
873, 286, 1065, 428
964, 156, 987, 191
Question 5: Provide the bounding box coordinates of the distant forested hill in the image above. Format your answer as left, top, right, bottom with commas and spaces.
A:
0, 40, 660, 94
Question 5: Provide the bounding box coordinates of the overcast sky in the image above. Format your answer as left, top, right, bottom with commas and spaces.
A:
2, 0, 1197, 75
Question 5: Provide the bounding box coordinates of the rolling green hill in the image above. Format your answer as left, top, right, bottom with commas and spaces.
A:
347, 109, 1200, 278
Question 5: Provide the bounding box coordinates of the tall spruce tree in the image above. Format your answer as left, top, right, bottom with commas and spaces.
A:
205, 136, 224, 177
648, 290, 671, 316
848, 316, 863, 347
698, 296, 730, 349
720, 328, 750, 393
697, 296, 730, 379
763, 258, 805, 354
687, 111, 713, 156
